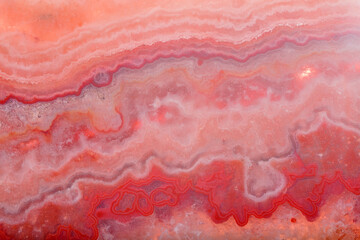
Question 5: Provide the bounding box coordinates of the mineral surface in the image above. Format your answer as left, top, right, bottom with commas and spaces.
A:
0, 0, 360, 239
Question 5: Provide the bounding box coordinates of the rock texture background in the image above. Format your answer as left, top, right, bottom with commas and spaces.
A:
0, 0, 360, 239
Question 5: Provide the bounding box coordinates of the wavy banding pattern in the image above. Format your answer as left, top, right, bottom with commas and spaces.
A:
0, 0, 360, 239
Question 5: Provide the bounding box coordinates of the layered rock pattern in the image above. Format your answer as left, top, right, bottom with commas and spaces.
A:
0, 0, 360, 239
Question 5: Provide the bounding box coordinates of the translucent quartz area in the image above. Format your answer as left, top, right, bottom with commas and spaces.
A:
0, 0, 360, 239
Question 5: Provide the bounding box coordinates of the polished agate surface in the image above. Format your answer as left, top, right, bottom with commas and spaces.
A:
0, 0, 360, 239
